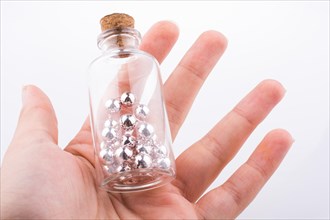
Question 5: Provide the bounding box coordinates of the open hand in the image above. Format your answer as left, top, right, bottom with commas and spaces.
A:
1, 21, 293, 219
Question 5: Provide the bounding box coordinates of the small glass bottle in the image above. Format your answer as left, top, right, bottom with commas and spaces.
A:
88, 13, 176, 192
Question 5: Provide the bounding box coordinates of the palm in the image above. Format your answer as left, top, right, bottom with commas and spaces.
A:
26, 133, 196, 219
1, 21, 292, 219
44, 146, 197, 219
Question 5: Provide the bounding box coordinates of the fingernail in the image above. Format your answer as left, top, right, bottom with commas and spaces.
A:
282, 83, 287, 94
22, 85, 29, 105
167, 20, 180, 29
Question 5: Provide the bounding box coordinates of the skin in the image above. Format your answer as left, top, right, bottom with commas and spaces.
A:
1, 21, 293, 219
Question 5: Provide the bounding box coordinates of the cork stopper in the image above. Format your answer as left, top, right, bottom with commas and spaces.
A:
100, 13, 134, 32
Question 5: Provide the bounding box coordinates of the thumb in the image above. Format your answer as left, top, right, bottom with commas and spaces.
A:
12, 85, 58, 145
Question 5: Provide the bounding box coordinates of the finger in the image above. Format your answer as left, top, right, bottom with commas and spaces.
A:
173, 80, 286, 202
139, 21, 179, 63
108, 21, 179, 93
11, 85, 58, 146
164, 30, 227, 139
197, 129, 293, 219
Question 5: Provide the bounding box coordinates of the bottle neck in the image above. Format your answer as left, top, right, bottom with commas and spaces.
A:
97, 28, 141, 52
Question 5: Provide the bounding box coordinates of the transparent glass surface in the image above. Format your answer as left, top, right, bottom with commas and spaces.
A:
88, 48, 175, 193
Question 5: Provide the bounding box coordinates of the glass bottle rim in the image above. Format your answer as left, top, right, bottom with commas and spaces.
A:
97, 28, 142, 50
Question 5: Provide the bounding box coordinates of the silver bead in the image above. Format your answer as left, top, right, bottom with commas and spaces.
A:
112, 140, 121, 149
135, 104, 149, 119
116, 162, 132, 173
100, 141, 108, 149
154, 144, 167, 156
137, 123, 154, 138
122, 134, 136, 148
101, 127, 117, 140
100, 141, 119, 150
99, 148, 114, 164
135, 154, 152, 169
136, 143, 153, 155
157, 158, 171, 169
142, 134, 157, 146
105, 99, 121, 113
151, 134, 158, 144
104, 119, 119, 130
114, 147, 133, 164
103, 165, 117, 174
120, 114, 137, 131
120, 92, 135, 106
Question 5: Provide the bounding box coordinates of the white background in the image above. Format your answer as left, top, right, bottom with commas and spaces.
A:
1, 1, 329, 219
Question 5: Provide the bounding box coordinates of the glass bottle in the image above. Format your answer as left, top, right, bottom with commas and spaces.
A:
87, 13, 176, 192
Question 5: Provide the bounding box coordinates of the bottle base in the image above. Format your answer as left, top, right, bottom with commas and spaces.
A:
101, 168, 175, 193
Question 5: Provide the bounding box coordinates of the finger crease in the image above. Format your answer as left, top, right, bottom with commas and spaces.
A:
166, 100, 184, 128
221, 180, 242, 209
232, 106, 256, 128
201, 135, 228, 166
246, 159, 270, 181
178, 62, 206, 83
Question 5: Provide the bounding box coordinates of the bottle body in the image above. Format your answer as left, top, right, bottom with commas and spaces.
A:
88, 29, 175, 192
